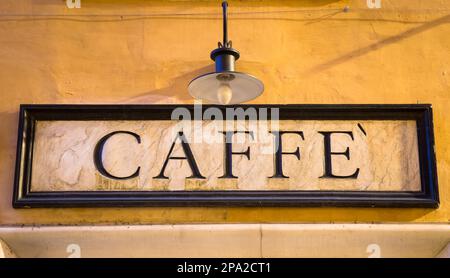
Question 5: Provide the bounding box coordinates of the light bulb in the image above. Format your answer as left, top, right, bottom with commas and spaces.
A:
217, 83, 233, 104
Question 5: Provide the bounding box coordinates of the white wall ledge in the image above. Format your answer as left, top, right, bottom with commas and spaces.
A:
0, 224, 449, 258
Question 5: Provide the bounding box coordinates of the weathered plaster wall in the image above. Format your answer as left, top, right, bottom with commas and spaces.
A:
0, 0, 449, 225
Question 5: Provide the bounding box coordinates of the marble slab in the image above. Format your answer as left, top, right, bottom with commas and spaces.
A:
30, 120, 421, 192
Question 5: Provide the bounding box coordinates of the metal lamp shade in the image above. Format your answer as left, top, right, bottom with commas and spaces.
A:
188, 71, 264, 104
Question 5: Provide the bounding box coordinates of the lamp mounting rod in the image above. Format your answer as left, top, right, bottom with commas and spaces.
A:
222, 1, 230, 48
210, 0, 240, 71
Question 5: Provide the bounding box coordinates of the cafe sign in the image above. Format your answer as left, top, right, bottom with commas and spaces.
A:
13, 104, 439, 208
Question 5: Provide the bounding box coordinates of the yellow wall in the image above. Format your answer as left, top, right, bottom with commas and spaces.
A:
0, 0, 449, 225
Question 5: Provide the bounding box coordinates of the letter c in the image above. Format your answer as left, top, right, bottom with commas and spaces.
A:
94, 131, 141, 180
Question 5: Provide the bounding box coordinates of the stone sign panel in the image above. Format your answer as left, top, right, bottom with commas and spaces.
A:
13, 105, 439, 208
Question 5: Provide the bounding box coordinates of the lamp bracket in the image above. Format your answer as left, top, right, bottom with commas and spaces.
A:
210, 1, 240, 72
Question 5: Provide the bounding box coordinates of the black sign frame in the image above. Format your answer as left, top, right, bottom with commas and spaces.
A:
13, 104, 439, 208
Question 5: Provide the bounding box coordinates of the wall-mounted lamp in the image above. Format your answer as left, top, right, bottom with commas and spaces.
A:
188, 1, 264, 105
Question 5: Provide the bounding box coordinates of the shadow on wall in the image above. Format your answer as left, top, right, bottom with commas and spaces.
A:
119, 13, 450, 104
0, 112, 19, 155
121, 64, 215, 104
306, 13, 450, 75
0, 112, 20, 204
